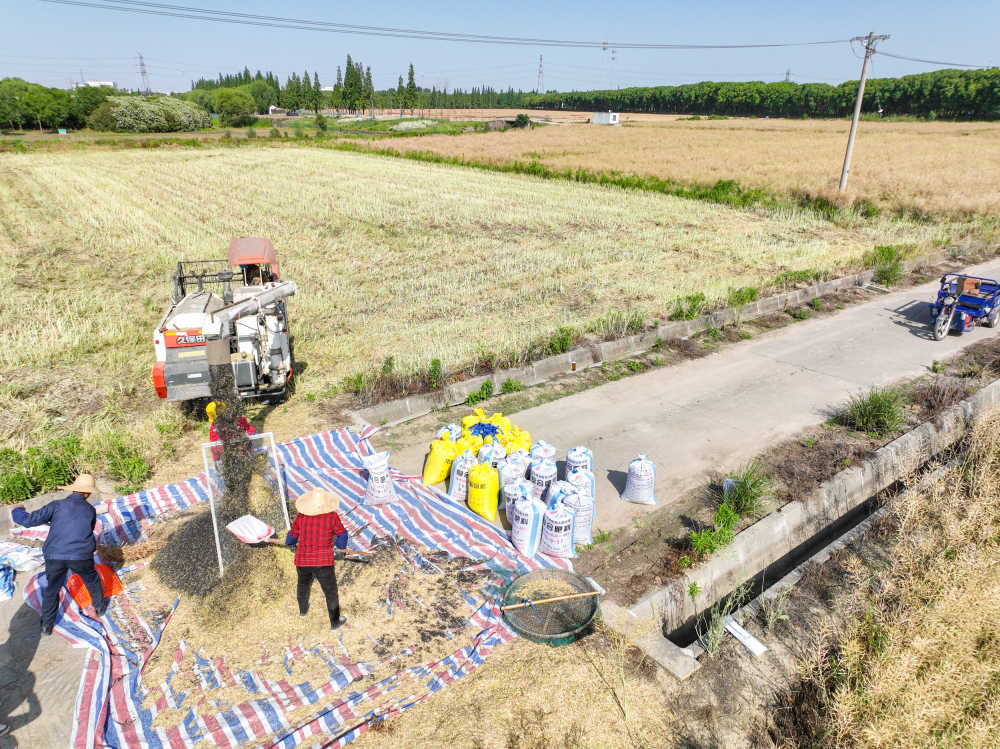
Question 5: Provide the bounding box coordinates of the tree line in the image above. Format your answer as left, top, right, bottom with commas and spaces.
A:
523, 68, 1000, 120
0, 78, 115, 130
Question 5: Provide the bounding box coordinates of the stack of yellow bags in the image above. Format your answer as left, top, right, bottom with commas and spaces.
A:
422, 408, 532, 522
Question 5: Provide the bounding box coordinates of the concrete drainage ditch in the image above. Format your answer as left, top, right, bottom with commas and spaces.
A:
603, 377, 1000, 680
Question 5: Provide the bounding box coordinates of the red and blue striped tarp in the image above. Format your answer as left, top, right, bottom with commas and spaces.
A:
22, 427, 571, 748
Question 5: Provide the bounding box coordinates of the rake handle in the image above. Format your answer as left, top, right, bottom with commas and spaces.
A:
501, 590, 600, 611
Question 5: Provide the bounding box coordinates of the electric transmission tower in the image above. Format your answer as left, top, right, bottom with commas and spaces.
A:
838, 31, 890, 191
536, 54, 544, 93
785, 68, 792, 82
138, 52, 151, 95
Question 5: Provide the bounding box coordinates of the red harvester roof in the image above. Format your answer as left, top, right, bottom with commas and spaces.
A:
227, 237, 280, 277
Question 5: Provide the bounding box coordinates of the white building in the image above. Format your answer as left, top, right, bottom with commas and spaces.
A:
73, 81, 117, 89
592, 111, 620, 126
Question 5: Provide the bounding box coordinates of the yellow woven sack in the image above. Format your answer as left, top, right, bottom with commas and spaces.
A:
422, 438, 457, 485
467, 462, 500, 522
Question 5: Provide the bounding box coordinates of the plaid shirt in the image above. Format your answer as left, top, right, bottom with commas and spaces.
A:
287, 511, 347, 567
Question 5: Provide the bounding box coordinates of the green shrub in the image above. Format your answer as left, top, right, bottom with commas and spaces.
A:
864, 245, 904, 286
513, 113, 531, 128
792, 308, 811, 320
315, 113, 328, 131
723, 460, 772, 516
727, 286, 759, 307
86, 96, 211, 132
465, 379, 495, 405
246, 127, 256, 139
592, 310, 643, 340
546, 326, 575, 355
837, 386, 904, 437
269, 127, 281, 138
670, 292, 707, 321
428, 358, 443, 389
689, 528, 720, 557
500, 378, 524, 393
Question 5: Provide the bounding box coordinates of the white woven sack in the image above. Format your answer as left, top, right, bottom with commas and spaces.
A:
437, 423, 462, 441
478, 441, 507, 468
529, 459, 557, 503
362, 451, 398, 505
540, 501, 577, 558
565, 446, 594, 475
530, 440, 557, 463
507, 450, 531, 477
225, 514, 274, 544
567, 468, 596, 500
503, 479, 533, 526
510, 494, 546, 557
448, 450, 478, 503
621, 453, 657, 505
545, 479, 576, 509
561, 489, 595, 546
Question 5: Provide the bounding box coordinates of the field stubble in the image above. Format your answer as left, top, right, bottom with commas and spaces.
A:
0, 146, 968, 458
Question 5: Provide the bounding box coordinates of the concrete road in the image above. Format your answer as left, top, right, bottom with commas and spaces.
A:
392, 258, 1000, 533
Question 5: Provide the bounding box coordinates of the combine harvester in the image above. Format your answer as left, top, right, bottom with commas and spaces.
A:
152, 238, 297, 405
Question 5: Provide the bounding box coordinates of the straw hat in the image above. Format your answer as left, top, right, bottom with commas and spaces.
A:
295, 488, 339, 516
65, 473, 97, 495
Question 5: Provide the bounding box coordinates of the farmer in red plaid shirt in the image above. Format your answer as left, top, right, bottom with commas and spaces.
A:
284, 489, 349, 630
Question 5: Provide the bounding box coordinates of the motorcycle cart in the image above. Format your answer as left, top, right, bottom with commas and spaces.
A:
929, 274, 1000, 341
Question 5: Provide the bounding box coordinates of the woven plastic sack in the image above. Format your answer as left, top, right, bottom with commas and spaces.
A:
562, 487, 596, 546
478, 441, 507, 469
540, 501, 577, 558
0, 564, 12, 602
448, 450, 478, 503
529, 459, 557, 503
567, 468, 596, 501
66, 563, 123, 609
566, 446, 594, 475
510, 493, 546, 557
437, 423, 462, 442
530, 440, 557, 463
622, 453, 657, 505
467, 462, 500, 522
422, 437, 457, 485
545, 479, 577, 509
504, 479, 534, 526
362, 451, 398, 505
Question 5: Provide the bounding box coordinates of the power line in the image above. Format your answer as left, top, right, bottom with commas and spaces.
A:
876, 50, 995, 69
38, 0, 852, 49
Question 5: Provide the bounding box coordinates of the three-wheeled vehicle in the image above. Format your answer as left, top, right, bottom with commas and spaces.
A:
929, 273, 1000, 340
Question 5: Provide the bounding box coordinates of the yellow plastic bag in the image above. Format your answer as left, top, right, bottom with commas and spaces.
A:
422, 438, 457, 485
467, 462, 500, 522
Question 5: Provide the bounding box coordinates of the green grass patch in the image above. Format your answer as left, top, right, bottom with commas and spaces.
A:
723, 460, 772, 517
670, 292, 707, 321
864, 244, 905, 286
836, 386, 904, 437
0, 436, 81, 504
465, 379, 495, 405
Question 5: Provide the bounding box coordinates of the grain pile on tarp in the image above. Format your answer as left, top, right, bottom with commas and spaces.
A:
21, 427, 571, 749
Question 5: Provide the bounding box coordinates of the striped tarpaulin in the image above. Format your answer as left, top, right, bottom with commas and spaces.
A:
21, 427, 572, 748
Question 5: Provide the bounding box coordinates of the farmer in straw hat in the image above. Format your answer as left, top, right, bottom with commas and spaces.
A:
10, 474, 107, 634
282, 488, 349, 630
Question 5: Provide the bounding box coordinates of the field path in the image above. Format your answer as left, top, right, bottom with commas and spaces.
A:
392, 257, 1000, 532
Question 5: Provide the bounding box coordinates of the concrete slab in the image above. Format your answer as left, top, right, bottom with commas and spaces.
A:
389, 258, 1000, 534
602, 602, 701, 680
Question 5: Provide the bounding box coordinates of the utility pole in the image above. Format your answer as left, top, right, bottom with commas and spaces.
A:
839, 32, 889, 192
785, 68, 792, 82
536, 54, 544, 93
138, 52, 151, 95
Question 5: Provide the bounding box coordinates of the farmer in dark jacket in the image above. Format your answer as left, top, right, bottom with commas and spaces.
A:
11, 473, 106, 634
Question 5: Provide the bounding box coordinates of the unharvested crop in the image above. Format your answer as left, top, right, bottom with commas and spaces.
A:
348, 117, 1000, 216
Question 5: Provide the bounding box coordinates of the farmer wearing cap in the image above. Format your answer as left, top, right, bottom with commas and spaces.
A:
284, 489, 349, 630
10, 474, 106, 634
207, 400, 256, 460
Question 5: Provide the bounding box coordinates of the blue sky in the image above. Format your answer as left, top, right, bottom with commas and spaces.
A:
4, 1, 996, 93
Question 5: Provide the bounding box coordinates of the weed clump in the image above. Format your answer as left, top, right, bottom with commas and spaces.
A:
837, 386, 904, 437
670, 293, 707, 321
723, 460, 772, 516
864, 244, 905, 286
0, 436, 81, 504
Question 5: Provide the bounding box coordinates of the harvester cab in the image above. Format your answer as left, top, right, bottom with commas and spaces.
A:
152, 238, 297, 404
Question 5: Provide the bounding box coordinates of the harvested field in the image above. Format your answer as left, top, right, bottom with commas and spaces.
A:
347, 117, 1000, 216
0, 147, 962, 454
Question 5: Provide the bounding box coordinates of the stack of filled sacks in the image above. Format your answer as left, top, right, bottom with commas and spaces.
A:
421, 409, 533, 519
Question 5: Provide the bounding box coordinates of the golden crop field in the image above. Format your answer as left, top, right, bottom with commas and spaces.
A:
0, 145, 970, 453
350, 116, 1000, 216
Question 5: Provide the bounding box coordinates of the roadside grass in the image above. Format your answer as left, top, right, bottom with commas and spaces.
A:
767, 414, 1000, 747
722, 460, 772, 516
836, 386, 905, 437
